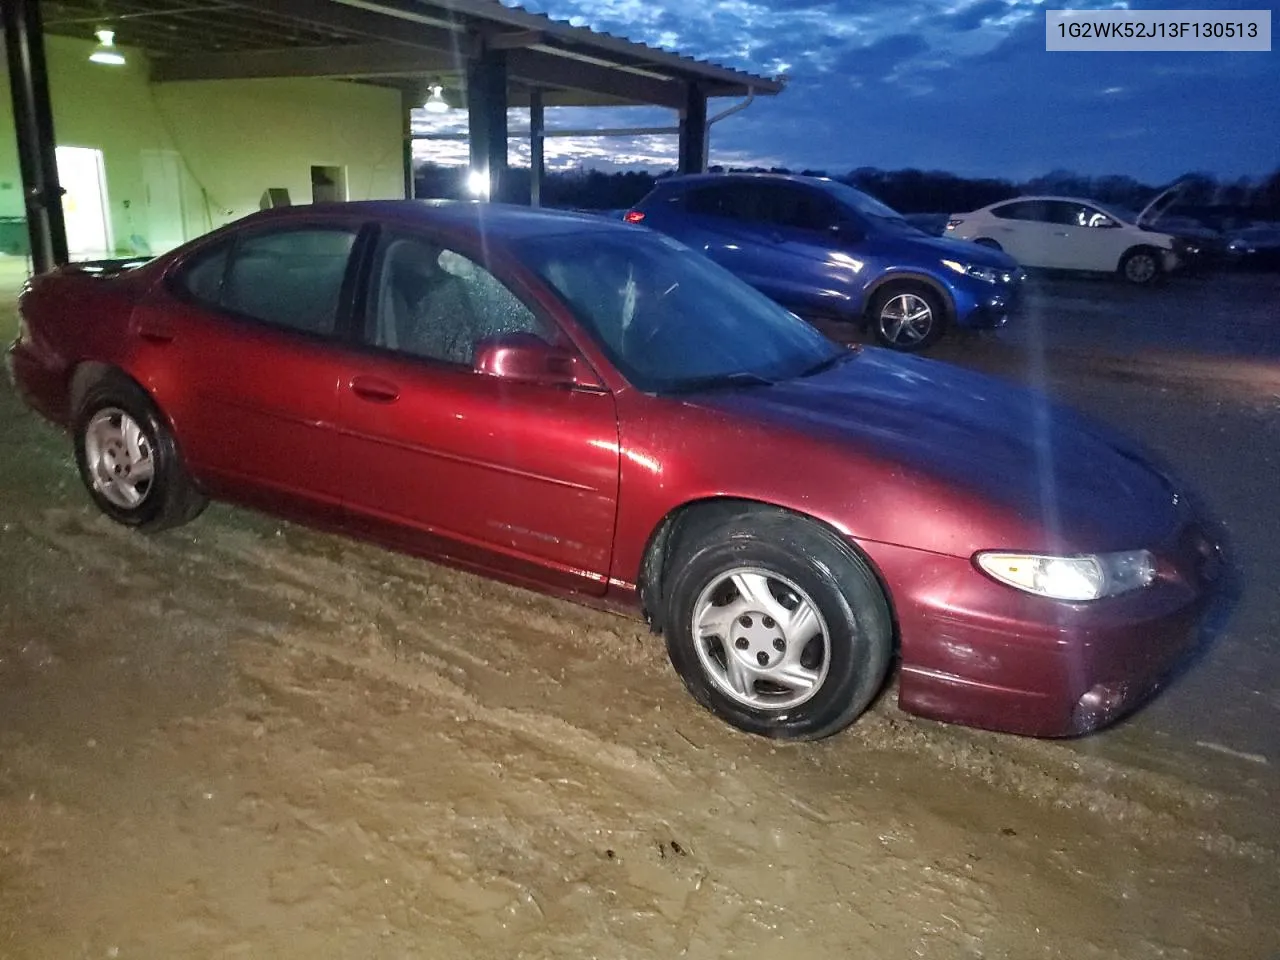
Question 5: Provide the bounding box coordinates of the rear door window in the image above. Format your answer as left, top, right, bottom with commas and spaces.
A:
685, 183, 761, 221
757, 184, 841, 233
220, 227, 358, 336
991, 201, 1048, 222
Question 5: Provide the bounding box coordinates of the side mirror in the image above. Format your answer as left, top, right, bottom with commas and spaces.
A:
472, 333, 603, 390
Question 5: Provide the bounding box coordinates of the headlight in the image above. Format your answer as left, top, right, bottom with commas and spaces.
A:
974, 550, 1156, 601
941, 259, 1009, 284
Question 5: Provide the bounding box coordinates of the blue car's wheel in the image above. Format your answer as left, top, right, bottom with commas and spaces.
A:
870, 283, 946, 351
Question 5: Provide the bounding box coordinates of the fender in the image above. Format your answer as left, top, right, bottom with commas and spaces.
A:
861, 270, 957, 324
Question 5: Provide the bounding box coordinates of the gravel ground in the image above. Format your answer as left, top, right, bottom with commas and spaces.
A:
1, 265, 1277, 959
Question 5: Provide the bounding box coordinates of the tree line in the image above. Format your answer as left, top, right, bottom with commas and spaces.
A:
415, 162, 1280, 227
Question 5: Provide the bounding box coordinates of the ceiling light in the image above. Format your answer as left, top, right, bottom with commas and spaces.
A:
89, 29, 126, 66
423, 85, 450, 113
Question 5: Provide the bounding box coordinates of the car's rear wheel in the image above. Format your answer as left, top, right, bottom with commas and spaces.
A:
869, 283, 947, 351
663, 509, 893, 740
973, 237, 1003, 251
74, 375, 206, 532
1119, 247, 1162, 285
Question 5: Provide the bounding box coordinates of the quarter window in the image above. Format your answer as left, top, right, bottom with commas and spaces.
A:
177, 242, 230, 306
686, 183, 758, 221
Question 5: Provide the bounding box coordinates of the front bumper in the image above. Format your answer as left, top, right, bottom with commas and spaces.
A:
953, 272, 1025, 330
861, 521, 1219, 737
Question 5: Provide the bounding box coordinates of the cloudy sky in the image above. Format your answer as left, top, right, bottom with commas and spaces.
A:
412, 0, 1280, 182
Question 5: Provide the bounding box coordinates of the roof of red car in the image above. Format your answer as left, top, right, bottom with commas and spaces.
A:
243, 200, 630, 240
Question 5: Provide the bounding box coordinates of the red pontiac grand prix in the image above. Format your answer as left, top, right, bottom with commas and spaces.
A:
6, 201, 1221, 740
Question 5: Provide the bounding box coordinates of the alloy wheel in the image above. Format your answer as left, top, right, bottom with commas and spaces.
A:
878, 292, 934, 346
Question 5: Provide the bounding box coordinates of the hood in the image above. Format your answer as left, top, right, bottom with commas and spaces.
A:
1137, 182, 1185, 227
871, 230, 1020, 271
690, 350, 1182, 554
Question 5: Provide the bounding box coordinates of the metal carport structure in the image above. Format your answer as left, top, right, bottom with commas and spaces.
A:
3, 0, 784, 273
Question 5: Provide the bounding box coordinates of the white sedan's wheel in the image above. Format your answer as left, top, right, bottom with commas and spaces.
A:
1120, 249, 1161, 285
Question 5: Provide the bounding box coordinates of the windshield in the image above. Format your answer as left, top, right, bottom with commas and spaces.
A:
518, 230, 843, 393
818, 181, 926, 235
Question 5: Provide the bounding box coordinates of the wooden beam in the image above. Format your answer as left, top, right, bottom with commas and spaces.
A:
678, 84, 707, 174
506, 48, 684, 108
226, 0, 475, 54
467, 48, 508, 201
152, 41, 464, 82
529, 87, 544, 207
486, 30, 544, 50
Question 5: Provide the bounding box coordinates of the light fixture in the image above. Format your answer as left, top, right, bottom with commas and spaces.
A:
89, 29, 126, 66
423, 84, 450, 113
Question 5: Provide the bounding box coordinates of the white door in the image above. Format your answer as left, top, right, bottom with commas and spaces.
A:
982, 201, 1061, 268
1045, 201, 1130, 272
55, 146, 111, 258
141, 149, 186, 254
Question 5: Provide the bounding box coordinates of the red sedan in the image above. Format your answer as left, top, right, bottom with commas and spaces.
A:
6, 202, 1220, 739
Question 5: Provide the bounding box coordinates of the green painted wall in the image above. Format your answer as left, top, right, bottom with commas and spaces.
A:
0, 34, 405, 256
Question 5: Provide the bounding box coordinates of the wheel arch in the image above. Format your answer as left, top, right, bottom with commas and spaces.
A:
862, 271, 957, 326
636, 496, 900, 645
67, 360, 118, 418
67, 361, 189, 463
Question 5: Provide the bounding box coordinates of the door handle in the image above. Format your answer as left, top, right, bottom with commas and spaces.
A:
350, 376, 400, 404
1053, 231, 1071, 237
136, 322, 174, 344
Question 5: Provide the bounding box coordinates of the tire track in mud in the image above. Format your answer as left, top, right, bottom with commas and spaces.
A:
12, 501, 1278, 868
5, 507, 1279, 955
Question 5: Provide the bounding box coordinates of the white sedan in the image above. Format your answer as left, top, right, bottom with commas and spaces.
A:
946, 187, 1185, 284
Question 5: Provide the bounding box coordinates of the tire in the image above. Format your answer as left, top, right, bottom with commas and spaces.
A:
73, 373, 207, 532
1118, 247, 1162, 285
663, 508, 893, 740
973, 237, 1003, 251
869, 282, 947, 351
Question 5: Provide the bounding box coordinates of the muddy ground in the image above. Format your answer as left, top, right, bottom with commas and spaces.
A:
1, 268, 1278, 958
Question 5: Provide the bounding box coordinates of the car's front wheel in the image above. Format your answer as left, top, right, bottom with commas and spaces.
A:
869, 283, 947, 351
663, 509, 893, 740
1119, 247, 1163, 285
73, 374, 207, 532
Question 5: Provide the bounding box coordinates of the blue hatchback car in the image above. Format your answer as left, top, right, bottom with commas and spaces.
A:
626, 173, 1023, 350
